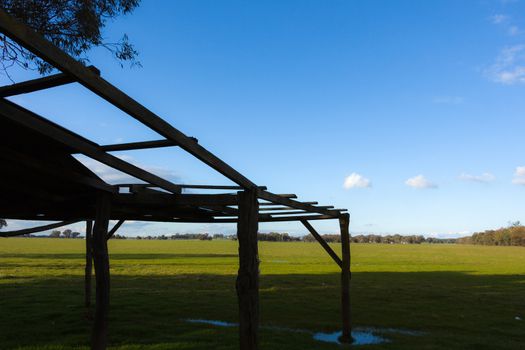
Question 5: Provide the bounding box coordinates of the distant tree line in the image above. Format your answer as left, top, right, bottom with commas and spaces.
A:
9, 229, 457, 244
351, 234, 456, 244
257, 232, 301, 242
303, 233, 455, 244
136, 233, 215, 240
49, 229, 81, 238
457, 222, 525, 247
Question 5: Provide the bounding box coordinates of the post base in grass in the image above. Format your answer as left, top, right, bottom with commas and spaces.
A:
338, 334, 354, 344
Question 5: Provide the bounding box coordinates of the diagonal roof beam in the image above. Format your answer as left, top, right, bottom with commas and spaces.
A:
0, 9, 256, 189
0, 98, 182, 194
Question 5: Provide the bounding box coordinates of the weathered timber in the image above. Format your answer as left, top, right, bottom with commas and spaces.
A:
85, 220, 93, 309
339, 213, 352, 344
125, 214, 338, 223
259, 205, 334, 211
266, 211, 319, 216
0, 99, 182, 194
257, 190, 341, 217
91, 193, 111, 350
0, 65, 100, 97
128, 184, 181, 195
106, 220, 124, 240
257, 201, 318, 206
112, 193, 238, 207
236, 190, 259, 350
0, 220, 80, 237
0, 144, 114, 192
0, 9, 256, 189
99, 139, 179, 152
116, 184, 266, 191
300, 220, 343, 268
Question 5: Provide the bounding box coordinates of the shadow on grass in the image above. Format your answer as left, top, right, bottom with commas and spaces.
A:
1, 271, 524, 350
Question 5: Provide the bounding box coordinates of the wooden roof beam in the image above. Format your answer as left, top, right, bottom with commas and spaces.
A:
0, 145, 115, 193
257, 201, 318, 206
0, 220, 80, 237
144, 214, 338, 223
99, 139, 184, 152
116, 184, 268, 191
0, 98, 183, 194
112, 193, 239, 207
0, 10, 257, 189
259, 206, 335, 211
257, 190, 342, 217
0, 66, 100, 97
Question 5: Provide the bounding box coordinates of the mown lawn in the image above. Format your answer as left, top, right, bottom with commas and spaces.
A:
1, 239, 524, 349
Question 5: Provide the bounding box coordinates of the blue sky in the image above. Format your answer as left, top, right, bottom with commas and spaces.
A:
3, 0, 525, 237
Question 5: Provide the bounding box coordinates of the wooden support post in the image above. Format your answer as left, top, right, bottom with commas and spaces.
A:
339, 213, 353, 343
85, 220, 93, 310
91, 193, 111, 350
236, 189, 259, 350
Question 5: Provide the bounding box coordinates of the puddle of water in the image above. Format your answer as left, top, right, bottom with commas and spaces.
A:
186, 319, 236, 327
357, 326, 425, 336
185, 319, 420, 346
313, 330, 386, 345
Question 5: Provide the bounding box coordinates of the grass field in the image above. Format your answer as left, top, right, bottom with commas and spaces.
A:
1, 239, 524, 349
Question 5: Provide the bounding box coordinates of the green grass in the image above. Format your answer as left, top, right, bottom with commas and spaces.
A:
1, 239, 524, 349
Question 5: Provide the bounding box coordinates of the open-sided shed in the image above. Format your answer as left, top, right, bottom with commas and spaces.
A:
0, 9, 352, 350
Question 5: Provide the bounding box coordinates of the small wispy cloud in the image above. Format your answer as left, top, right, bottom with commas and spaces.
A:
512, 166, 525, 185
459, 172, 496, 183
432, 96, 464, 105
485, 45, 525, 84
75, 154, 180, 184
405, 175, 437, 189
343, 173, 371, 189
491, 14, 509, 24
508, 25, 521, 36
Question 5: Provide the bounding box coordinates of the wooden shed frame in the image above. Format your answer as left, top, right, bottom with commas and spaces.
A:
0, 10, 352, 350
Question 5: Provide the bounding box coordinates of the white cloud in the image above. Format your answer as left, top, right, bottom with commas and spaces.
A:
512, 166, 525, 185
343, 173, 371, 189
491, 14, 509, 24
508, 25, 521, 36
459, 172, 496, 183
485, 45, 525, 84
432, 96, 464, 105
405, 175, 437, 189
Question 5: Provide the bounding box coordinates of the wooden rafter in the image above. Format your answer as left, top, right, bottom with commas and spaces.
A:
0, 98, 182, 194
0, 220, 80, 237
99, 139, 179, 152
257, 190, 342, 217
0, 65, 100, 97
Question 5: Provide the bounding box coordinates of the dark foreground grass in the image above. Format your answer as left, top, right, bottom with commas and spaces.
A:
1, 239, 524, 349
